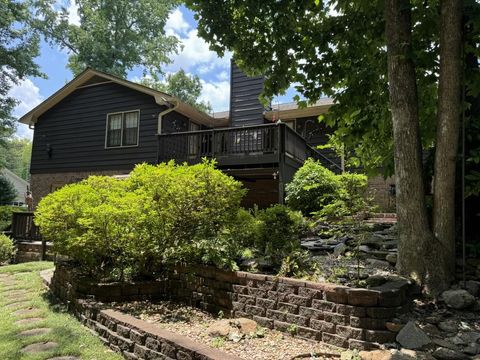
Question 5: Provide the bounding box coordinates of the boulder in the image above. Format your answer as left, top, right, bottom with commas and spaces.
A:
235, 318, 257, 335
438, 320, 459, 333
396, 321, 431, 349
465, 280, 480, 297
386, 253, 398, 265
431, 347, 471, 360
334, 242, 348, 256
464, 343, 480, 356
442, 290, 475, 310
207, 319, 231, 337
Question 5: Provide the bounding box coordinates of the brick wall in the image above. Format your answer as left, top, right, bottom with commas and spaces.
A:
51, 264, 413, 351
367, 175, 396, 212
30, 170, 130, 207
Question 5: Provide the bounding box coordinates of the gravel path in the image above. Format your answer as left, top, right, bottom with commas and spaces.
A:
114, 300, 341, 360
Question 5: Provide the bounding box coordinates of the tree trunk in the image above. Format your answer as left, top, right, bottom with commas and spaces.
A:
432, 0, 463, 291
384, 0, 435, 286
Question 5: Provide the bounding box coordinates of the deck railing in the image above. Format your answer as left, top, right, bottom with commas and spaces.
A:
11, 212, 42, 242
157, 123, 343, 172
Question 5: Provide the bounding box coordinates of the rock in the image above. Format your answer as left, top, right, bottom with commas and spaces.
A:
359, 245, 372, 252
432, 347, 471, 360
207, 319, 231, 337
386, 322, 404, 333
459, 331, 480, 344
386, 253, 397, 265
442, 290, 475, 310
367, 258, 391, 268
438, 320, 459, 333
432, 339, 460, 351
465, 280, 480, 297
420, 323, 441, 337
334, 242, 348, 256
366, 274, 388, 287
234, 318, 257, 335
396, 321, 431, 349
464, 343, 480, 355
359, 350, 392, 360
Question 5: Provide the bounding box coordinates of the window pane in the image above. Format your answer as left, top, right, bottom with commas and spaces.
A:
107, 114, 122, 147
123, 112, 138, 146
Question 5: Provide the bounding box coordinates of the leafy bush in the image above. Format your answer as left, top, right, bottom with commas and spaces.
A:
254, 205, 307, 268
0, 233, 15, 263
286, 159, 370, 219
0, 205, 25, 231
36, 160, 246, 279
0, 176, 16, 205
285, 159, 341, 215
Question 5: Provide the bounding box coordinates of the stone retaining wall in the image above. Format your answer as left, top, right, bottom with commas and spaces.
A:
51, 264, 414, 351
74, 300, 240, 360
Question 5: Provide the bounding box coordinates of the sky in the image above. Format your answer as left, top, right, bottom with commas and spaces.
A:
11, 4, 299, 140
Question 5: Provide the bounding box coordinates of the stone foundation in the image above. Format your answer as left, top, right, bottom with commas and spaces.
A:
30, 170, 130, 207
51, 263, 414, 351
15, 241, 54, 263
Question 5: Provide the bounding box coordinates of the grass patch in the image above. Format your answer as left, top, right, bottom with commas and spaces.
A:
0, 262, 123, 360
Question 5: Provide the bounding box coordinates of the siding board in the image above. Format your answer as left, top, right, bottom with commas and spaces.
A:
31, 82, 189, 174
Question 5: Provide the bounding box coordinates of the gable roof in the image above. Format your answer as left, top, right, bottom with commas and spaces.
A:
18, 68, 227, 127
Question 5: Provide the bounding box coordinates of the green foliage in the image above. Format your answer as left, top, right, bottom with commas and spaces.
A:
0, 176, 16, 205
0, 233, 14, 263
286, 159, 370, 219
33, 0, 179, 77
1, 0, 43, 149
285, 159, 340, 216
254, 205, 309, 270
0, 138, 32, 179
140, 69, 212, 113
0, 205, 25, 231
36, 160, 246, 279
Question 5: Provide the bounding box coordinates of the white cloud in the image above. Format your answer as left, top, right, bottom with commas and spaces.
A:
199, 79, 230, 112
166, 29, 231, 75
165, 8, 190, 36
9, 79, 42, 139
66, 1, 80, 25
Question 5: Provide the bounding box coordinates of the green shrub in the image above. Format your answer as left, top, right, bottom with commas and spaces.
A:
0, 205, 26, 231
285, 159, 341, 215
0, 176, 16, 205
35, 160, 247, 279
285, 159, 370, 219
0, 233, 15, 263
254, 204, 306, 268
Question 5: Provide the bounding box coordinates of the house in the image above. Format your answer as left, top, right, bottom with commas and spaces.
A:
0, 168, 29, 206
19, 62, 393, 209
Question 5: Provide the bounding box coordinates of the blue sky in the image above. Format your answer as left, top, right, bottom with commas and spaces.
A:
11, 4, 299, 139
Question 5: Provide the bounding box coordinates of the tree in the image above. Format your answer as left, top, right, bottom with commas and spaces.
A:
0, 138, 32, 180
1, 0, 43, 152
0, 176, 16, 205
139, 69, 212, 113
33, 0, 180, 77
187, 0, 467, 293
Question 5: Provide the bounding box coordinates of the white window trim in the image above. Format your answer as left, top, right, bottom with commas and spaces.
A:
105, 110, 140, 149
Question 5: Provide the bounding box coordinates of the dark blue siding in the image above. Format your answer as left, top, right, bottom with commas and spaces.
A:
31, 82, 189, 173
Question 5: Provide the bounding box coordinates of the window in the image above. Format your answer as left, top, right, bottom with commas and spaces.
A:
105, 111, 139, 148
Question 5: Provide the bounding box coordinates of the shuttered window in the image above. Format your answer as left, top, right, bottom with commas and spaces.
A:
106, 111, 139, 148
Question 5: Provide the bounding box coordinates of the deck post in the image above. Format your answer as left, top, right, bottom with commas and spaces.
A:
278, 123, 286, 204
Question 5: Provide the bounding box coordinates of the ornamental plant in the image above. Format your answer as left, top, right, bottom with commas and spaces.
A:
35, 160, 247, 279
0, 233, 15, 263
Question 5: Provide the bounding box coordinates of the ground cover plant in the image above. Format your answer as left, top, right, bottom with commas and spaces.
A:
0, 261, 122, 360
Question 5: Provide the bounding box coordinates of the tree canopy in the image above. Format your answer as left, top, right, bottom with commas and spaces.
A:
139, 69, 212, 113
33, 0, 180, 77
1, 0, 43, 150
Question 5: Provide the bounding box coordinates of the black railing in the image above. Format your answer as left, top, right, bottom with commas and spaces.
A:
158, 123, 343, 172
11, 212, 42, 242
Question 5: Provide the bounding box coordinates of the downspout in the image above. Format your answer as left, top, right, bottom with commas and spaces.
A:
156, 99, 179, 164
157, 99, 179, 135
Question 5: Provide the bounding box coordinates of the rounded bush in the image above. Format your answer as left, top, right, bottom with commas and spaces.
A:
285, 159, 341, 215
0, 233, 14, 263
